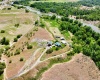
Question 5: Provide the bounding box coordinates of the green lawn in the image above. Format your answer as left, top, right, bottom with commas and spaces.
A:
46, 19, 59, 27
62, 31, 70, 39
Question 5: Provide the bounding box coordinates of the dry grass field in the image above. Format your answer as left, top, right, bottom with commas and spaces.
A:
13, 53, 100, 80
41, 53, 100, 80
0, 8, 38, 47
33, 27, 54, 40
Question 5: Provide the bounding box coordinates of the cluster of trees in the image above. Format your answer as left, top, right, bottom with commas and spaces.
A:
59, 16, 100, 69
30, 0, 100, 21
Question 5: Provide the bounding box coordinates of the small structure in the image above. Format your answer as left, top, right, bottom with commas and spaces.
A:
60, 37, 65, 40
55, 42, 61, 47
61, 40, 67, 45
47, 41, 53, 46
55, 35, 60, 38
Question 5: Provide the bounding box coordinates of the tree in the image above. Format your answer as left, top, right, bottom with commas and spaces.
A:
27, 45, 33, 49
14, 38, 18, 42
17, 34, 22, 38
74, 20, 78, 24
25, 9, 29, 13
0, 30, 5, 33
97, 38, 100, 46
0, 37, 9, 45
15, 23, 19, 27
51, 15, 56, 20
35, 20, 39, 26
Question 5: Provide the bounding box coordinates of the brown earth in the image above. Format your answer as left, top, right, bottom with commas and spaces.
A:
34, 27, 54, 40
41, 53, 100, 80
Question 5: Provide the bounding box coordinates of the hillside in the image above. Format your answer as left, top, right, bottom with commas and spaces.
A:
41, 53, 100, 80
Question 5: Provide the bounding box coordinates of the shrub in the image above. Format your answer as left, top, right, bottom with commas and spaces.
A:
0, 30, 5, 33
25, 9, 29, 13
17, 34, 22, 38
46, 48, 53, 54
27, 45, 33, 49
5, 46, 10, 51
0, 37, 9, 45
20, 57, 24, 61
14, 38, 18, 42
15, 49, 20, 55
55, 47, 59, 51
51, 15, 56, 20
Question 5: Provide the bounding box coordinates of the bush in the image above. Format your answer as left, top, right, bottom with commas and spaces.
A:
20, 57, 24, 61
46, 48, 53, 54
51, 15, 56, 20
55, 47, 59, 51
15, 23, 19, 27
17, 34, 22, 38
27, 45, 33, 49
15, 49, 20, 55
9, 60, 12, 63
0, 37, 9, 45
0, 30, 5, 33
14, 38, 18, 42
25, 9, 29, 13
5, 46, 10, 51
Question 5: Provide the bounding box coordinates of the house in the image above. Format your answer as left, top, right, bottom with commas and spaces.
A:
55, 42, 61, 47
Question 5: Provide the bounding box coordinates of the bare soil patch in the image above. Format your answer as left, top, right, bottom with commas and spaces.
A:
34, 27, 54, 40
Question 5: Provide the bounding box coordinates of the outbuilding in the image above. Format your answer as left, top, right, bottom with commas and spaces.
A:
55, 42, 61, 47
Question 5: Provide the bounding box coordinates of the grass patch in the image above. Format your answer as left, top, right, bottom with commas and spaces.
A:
46, 19, 59, 27
62, 31, 70, 39
32, 51, 74, 80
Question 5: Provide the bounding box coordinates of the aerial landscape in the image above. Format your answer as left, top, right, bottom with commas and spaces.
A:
0, 0, 100, 80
